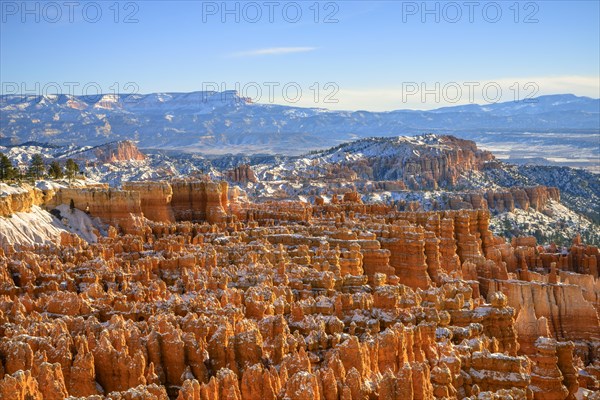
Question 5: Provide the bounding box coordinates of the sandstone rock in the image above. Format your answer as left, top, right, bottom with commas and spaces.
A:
530, 337, 569, 400
123, 182, 175, 223
171, 180, 229, 224
226, 164, 257, 183
0, 184, 44, 217
47, 187, 145, 233
92, 140, 147, 163
0, 187, 597, 400
0, 370, 43, 400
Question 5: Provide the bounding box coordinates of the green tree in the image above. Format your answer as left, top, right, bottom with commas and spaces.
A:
47, 161, 64, 179
28, 154, 46, 180
0, 154, 16, 181
65, 159, 80, 180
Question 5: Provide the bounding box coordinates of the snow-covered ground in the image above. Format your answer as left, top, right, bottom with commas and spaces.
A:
53, 204, 106, 243
489, 200, 600, 246
0, 206, 64, 248
0, 202, 104, 250
2, 134, 598, 246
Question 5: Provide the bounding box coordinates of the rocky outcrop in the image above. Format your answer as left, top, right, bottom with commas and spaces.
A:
122, 182, 175, 223
379, 221, 432, 289
90, 140, 147, 163
46, 187, 145, 233
368, 136, 494, 189
0, 184, 44, 217
556, 341, 579, 399
171, 180, 229, 224
225, 164, 257, 183
42, 179, 234, 232
445, 185, 561, 212
485, 186, 560, 212
526, 186, 561, 211
0, 188, 598, 400
488, 279, 600, 362
0, 370, 43, 400
257, 135, 495, 191
0, 184, 97, 250
235, 200, 312, 224
529, 338, 569, 400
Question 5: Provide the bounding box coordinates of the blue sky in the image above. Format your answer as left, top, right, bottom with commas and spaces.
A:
1, 0, 599, 110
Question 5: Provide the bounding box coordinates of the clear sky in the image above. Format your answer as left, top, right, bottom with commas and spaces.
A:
1, 0, 599, 110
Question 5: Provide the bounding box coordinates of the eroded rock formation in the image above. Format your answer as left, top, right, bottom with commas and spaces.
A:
226, 165, 257, 184
0, 185, 598, 400
46, 187, 145, 233
91, 140, 147, 163
122, 181, 176, 223
446, 185, 561, 212
0, 184, 44, 217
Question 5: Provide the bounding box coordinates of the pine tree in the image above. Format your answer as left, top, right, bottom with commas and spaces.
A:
65, 159, 80, 180
28, 154, 46, 180
48, 161, 64, 179
0, 154, 16, 181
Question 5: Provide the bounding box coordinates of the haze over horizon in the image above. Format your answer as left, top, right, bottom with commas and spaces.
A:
2, 89, 598, 113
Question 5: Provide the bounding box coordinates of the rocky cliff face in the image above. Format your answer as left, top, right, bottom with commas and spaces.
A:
255, 135, 495, 191
489, 279, 600, 361
122, 181, 176, 223
0, 184, 44, 217
90, 140, 147, 163
483, 186, 561, 212
43, 179, 230, 232
445, 186, 560, 213
0, 184, 67, 250
0, 188, 598, 399
46, 187, 145, 234
171, 180, 229, 224
225, 165, 257, 184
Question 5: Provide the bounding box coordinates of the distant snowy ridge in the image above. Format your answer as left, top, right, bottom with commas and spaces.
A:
1, 92, 597, 154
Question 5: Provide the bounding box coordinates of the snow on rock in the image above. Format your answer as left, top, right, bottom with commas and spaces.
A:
0, 183, 29, 196
0, 206, 65, 249
0, 195, 104, 249
489, 200, 600, 245
53, 204, 105, 243
35, 180, 66, 191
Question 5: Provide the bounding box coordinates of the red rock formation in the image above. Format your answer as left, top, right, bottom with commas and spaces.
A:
0, 188, 597, 400
488, 279, 600, 362
556, 341, 579, 399
47, 187, 145, 233
92, 140, 146, 163
445, 185, 561, 212
530, 337, 569, 400
526, 186, 560, 211
123, 182, 176, 223
395, 136, 494, 189
0, 370, 43, 400
225, 164, 257, 183
379, 221, 432, 289
0, 183, 44, 217
486, 190, 516, 212
171, 180, 229, 224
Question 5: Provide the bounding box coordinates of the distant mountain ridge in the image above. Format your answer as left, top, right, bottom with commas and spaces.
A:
1, 91, 598, 154
430, 93, 599, 115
